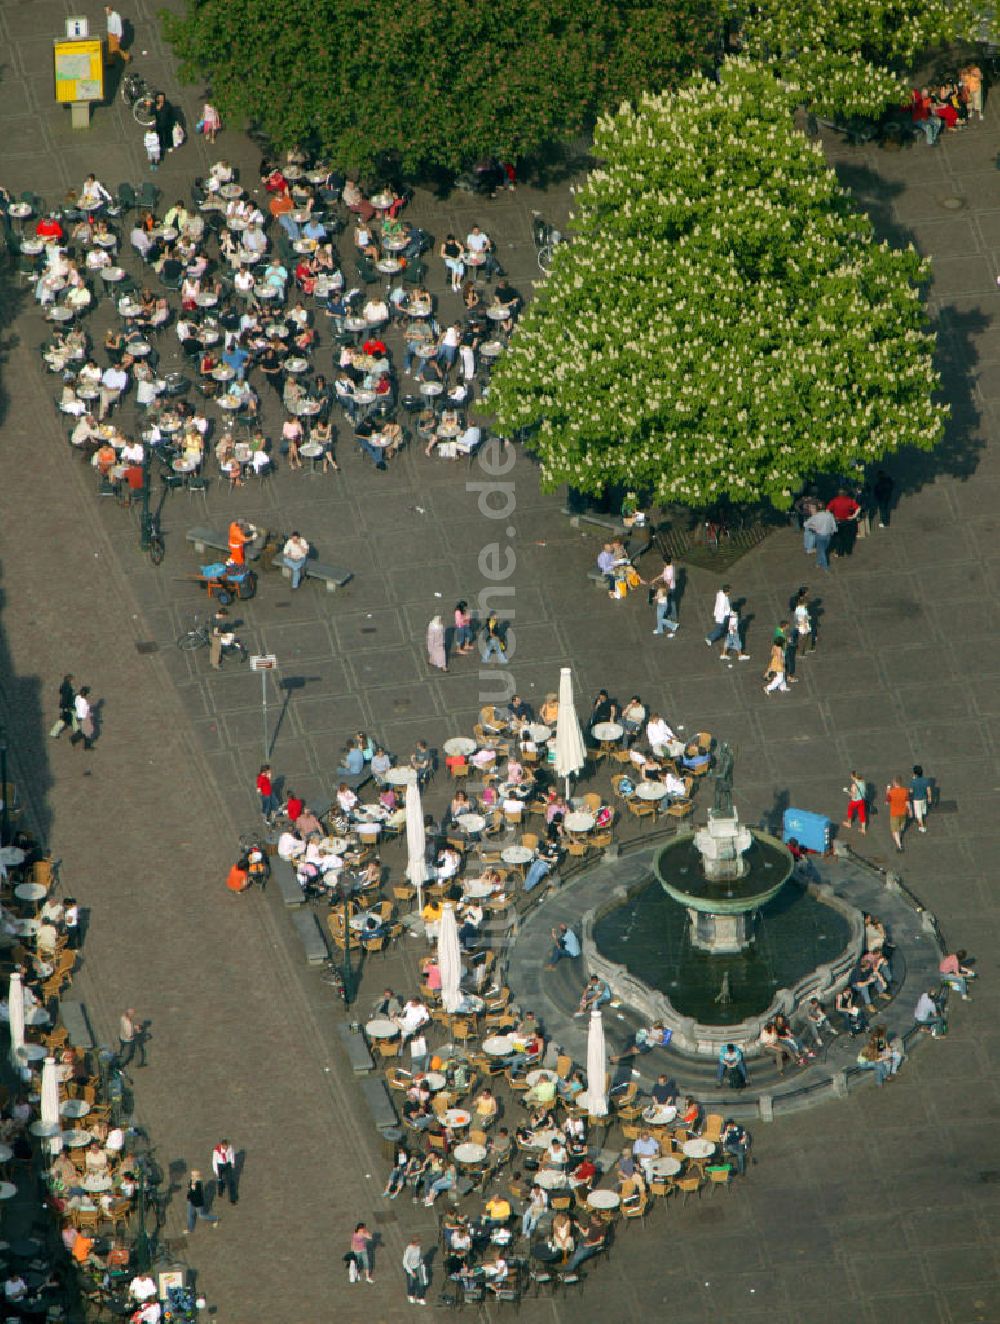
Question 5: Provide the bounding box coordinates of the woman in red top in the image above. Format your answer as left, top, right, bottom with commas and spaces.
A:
256, 764, 278, 821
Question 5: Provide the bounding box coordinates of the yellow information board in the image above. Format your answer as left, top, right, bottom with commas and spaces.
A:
53, 38, 104, 103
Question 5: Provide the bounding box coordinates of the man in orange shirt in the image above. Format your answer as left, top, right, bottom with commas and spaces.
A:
227, 518, 252, 566
885, 777, 910, 853
269, 187, 299, 241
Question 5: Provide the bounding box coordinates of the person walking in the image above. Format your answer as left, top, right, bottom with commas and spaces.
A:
349, 1222, 374, 1284
105, 6, 130, 62
426, 615, 448, 673
402, 1235, 428, 1305
704, 583, 731, 647
792, 588, 816, 653
803, 507, 837, 570
70, 686, 95, 750
776, 620, 798, 683
51, 674, 76, 738
762, 640, 789, 695
212, 1139, 237, 1205
885, 777, 910, 852
842, 772, 868, 835
718, 610, 750, 662
256, 765, 279, 822
118, 1008, 145, 1068
480, 613, 507, 665
651, 585, 679, 637
644, 557, 679, 630
184, 1171, 219, 1233
453, 601, 474, 654
201, 101, 222, 144
872, 470, 895, 528
909, 764, 933, 834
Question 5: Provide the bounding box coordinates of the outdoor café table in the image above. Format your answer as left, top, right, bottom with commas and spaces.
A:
283, 165, 305, 181
352, 389, 377, 408
153, 226, 179, 243
219, 183, 244, 200
649, 1156, 683, 1178
16, 1044, 46, 1062
0, 1144, 13, 1163
527, 1127, 560, 1149
118, 298, 142, 317
21, 239, 44, 256
227, 216, 248, 232
82, 1174, 113, 1194
0, 1183, 16, 1202
208, 367, 233, 386
100, 268, 125, 284
61, 1130, 92, 1149
535, 1167, 568, 1191
501, 845, 533, 867
219, 394, 244, 412
8, 202, 32, 226
11, 919, 39, 937
377, 258, 402, 277
349, 910, 382, 933
482, 1035, 514, 1057
564, 812, 595, 834
237, 249, 261, 264
382, 234, 408, 253
307, 168, 330, 184
420, 381, 443, 399
60, 1099, 91, 1120
313, 277, 336, 299
443, 737, 477, 757
587, 1189, 620, 1210
47, 306, 73, 322
371, 191, 393, 211
344, 316, 368, 334
456, 813, 486, 836
525, 724, 551, 744
172, 457, 198, 475
255, 283, 281, 301
14, 883, 47, 907
592, 721, 624, 744
265, 322, 290, 338
291, 208, 311, 224
94, 233, 118, 249
643, 1104, 677, 1126
293, 239, 317, 255
487, 306, 510, 321
636, 782, 669, 803
683, 1139, 716, 1160
442, 1109, 471, 1131
406, 302, 432, 318
284, 356, 309, 374
299, 440, 323, 473
454, 1142, 487, 1165
462, 879, 496, 900
424, 1072, 447, 1092
457, 994, 485, 1015
386, 767, 417, 787
196, 292, 219, 308
129, 340, 152, 357
525, 1069, 558, 1087
29, 1121, 60, 1139
480, 340, 504, 360
0, 846, 25, 867
76, 386, 100, 402
365, 1018, 399, 1040
437, 421, 461, 439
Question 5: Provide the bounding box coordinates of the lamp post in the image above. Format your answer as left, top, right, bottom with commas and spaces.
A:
339, 877, 355, 1006
139, 439, 153, 553
0, 725, 9, 847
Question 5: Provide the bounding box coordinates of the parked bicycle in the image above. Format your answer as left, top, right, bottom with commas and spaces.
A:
176, 614, 247, 661
120, 72, 159, 127
532, 211, 564, 274
142, 507, 165, 565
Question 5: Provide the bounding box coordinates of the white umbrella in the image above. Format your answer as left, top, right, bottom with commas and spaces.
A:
41, 1055, 62, 1157
554, 666, 587, 799
583, 1008, 608, 1118
8, 971, 24, 1070
404, 779, 429, 911
438, 903, 463, 1014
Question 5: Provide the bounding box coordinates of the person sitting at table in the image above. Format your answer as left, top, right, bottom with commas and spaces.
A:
449, 789, 474, 823
472, 1086, 499, 1130
645, 712, 683, 759
85, 1142, 109, 1175
397, 996, 431, 1042
547, 1211, 574, 1260
85, 241, 112, 272
362, 293, 389, 327
434, 845, 462, 884
277, 826, 306, 862
576, 975, 611, 1017
423, 1159, 457, 1207
524, 1073, 558, 1110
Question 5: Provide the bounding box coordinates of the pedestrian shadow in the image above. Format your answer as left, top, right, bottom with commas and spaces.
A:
760, 788, 790, 836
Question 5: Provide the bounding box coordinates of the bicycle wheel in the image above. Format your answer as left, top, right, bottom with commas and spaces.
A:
133, 95, 157, 127
537, 245, 553, 274
148, 532, 165, 565
176, 630, 206, 652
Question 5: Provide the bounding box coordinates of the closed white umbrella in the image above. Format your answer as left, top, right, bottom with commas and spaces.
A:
438, 903, 463, 1014
41, 1055, 62, 1157
405, 779, 429, 912
554, 666, 587, 799
8, 971, 24, 1070
583, 1008, 608, 1118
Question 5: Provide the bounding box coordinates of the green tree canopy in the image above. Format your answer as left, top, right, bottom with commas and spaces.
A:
740, 0, 990, 119
161, 0, 722, 176
489, 60, 947, 511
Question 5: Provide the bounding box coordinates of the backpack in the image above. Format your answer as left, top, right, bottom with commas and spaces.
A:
726, 1066, 745, 1091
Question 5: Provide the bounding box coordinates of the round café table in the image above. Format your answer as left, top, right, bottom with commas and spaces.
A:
0, 847, 25, 867
524, 724, 551, 744
419, 382, 443, 399
535, 1167, 568, 1190
487, 307, 510, 321
24, 1008, 51, 1027
527, 1128, 560, 1149
636, 782, 669, 802
424, 1072, 447, 1092
100, 268, 125, 283
29, 1121, 60, 1139
15, 1044, 46, 1063
442, 1109, 470, 1130
480, 341, 504, 360
60, 1100, 91, 1120
0, 1183, 16, 1201
525, 1068, 558, 1087
0, 1144, 13, 1163
683, 1139, 716, 1160
455, 813, 486, 836
587, 1189, 620, 1210
501, 846, 533, 867
643, 1104, 677, 1126
482, 1035, 514, 1057
564, 812, 595, 834
11, 919, 39, 937
382, 235, 408, 253
61, 1130, 93, 1148
284, 357, 309, 374
462, 879, 496, 900
14, 883, 47, 907
454, 1142, 487, 1165
592, 721, 624, 743
386, 767, 417, 787
365, 1018, 399, 1040
82, 1173, 113, 1193
443, 737, 477, 757
649, 1155, 683, 1178
299, 441, 323, 474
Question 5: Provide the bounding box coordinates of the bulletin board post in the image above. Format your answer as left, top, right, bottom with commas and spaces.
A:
53, 36, 104, 128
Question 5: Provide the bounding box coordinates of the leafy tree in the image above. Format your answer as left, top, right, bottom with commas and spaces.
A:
739, 0, 990, 119
161, 0, 722, 176
489, 60, 947, 511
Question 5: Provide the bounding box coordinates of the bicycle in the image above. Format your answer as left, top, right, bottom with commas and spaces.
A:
176, 616, 248, 661
120, 72, 159, 127
143, 508, 165, 565
532, 210, 563, 274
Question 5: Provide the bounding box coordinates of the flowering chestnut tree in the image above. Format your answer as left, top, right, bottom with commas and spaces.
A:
490, 60, 947, 511
740, 0, 991, 119
161, 0, 721, 176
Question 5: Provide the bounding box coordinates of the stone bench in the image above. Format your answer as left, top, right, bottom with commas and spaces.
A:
337, 1023, 375, 1075
59, 1001, 95, 1049
271, 857, 304, 908
185, 526, 229, 555
360, 1076, 399, 1135
279, 559, 353, 592
291, 909, 329, 965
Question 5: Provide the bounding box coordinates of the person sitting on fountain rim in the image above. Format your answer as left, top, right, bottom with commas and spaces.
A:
715, 1042, 748, 1088
773, 1012, 813, 1064
575, 974, 612, 1017
610, 1020, 671, 1063
805, 998, 837, 1047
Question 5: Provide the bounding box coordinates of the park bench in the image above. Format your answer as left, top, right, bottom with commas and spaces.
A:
291, 909, 329, 965
337, 1023, 375, 1075
59, 1001, 95, 1049
361, 1076, 399, 1135
185, 526, 229, 556
279, 558, 353, 592
271, 856, 304, 908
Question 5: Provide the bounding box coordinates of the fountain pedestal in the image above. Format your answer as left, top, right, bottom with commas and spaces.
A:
689, 907, 752, 954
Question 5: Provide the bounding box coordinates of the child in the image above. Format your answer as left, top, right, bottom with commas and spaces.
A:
143, 128, 161, 172
719, 610, 749, 662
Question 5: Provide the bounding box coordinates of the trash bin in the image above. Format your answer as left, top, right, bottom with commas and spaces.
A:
380, 1128, 403, 1161
782, 808, 831, 854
